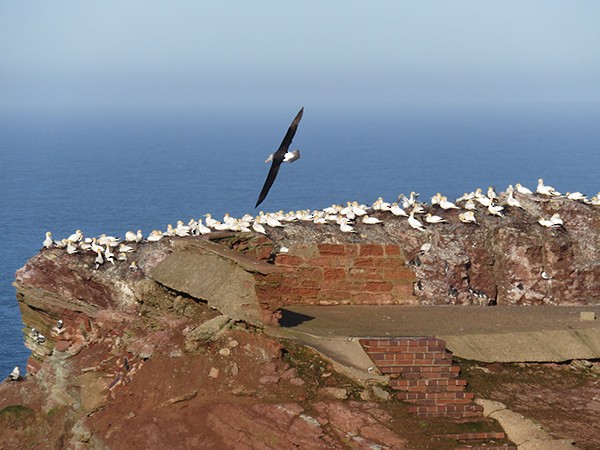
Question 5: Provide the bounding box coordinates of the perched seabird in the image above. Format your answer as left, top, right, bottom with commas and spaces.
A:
338, 218, 356, 233
104, 246, 115, 264
487, 202, 504, 217
43, 232, 53, 249
487, 187, 497, 201
119, 243, 134, 253
57, 319, 63, 330
506, 190, 523, 208
67, 229, 83, 243
255, 107, 304, 208
536, 178, 561, 196
94, 250, 104, 269
8, 366, 20, 381
463, 199, 477, 211
419, 242, 432, 255
197, 220, 212, 235
459, 211, 478, 225
550, 213, 564, 227
538, 216, 558, 228
91, 238, 104, 254
407, 212, 425, 231
125, 230, 143, 243
566, 192, 587, 201
362, 215, 382, 225
36, 334, 46, 344
424, 213, 446, 224
541, 271, 552, 280
390, 202, 408, 217
439, 196, 459, 210
515, 183, 533, 194
66, 242, 78, 254
204, 213, 219, 229
147, 230, 163, 242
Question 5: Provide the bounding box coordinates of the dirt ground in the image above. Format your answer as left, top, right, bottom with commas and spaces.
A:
460, 358, 600, 450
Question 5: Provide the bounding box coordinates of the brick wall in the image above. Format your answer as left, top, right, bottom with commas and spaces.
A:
252, 242, 418, 311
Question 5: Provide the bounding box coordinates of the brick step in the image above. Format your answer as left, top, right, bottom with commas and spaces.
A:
437, 432, 506, 441
417, 411, 484, 419
359, 338, 446, 350
397, 391, 475, 401
407, 404, 484, 415
391, 379, 467, 392
379, 365, 461, 375
455, 446, 516, 450
364, 350, 453, 360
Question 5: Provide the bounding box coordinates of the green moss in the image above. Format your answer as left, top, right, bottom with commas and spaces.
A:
0, 404, 33, 418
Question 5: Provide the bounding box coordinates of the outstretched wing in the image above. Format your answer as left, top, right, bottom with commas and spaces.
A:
255, 162, 282, 208
273, 107, 304, 159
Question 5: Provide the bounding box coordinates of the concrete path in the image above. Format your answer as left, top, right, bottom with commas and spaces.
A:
278, 305, 600, 363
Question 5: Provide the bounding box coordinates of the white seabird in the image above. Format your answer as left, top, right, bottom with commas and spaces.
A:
147, 230, 164, 242
463, 199, 477, 211
459, 211, 478, 225
94, 250, 104, 269
566, 192, 587, 201
407, 212, 425, 231
8, 366, 20, 381
362, 215, 382, 225
338, 218, 356, 233
487, 203, 504, 217
125, 230, 143, 243
424, 213, 446, 224
390, 202, 408, 217
439, 196, 459, 210
550, 213, 564, 227
43, 232, 53, 249
419, 242, 432, 255
515, 183, 533, 194
538, 217, 557, 228
506, 190, 523, 208
67, 229, 83, 243
536, 178, 561, 196
66, 242, 78, 254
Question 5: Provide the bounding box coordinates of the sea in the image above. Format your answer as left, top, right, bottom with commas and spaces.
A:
1, 103, 600, 378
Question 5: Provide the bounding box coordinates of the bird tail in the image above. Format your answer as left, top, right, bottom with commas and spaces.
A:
286, 149, 301, 163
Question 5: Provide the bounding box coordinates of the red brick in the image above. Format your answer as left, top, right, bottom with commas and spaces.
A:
343, 245, 359, 256
298, 267, 324, 280
393, 283, 416, 297
318, 290, 351, 301
359, 244, 384, 256
291, 287, 320, 297
383, 245, 402, 256
365, 281, 393, 292
323, 268, 346, 280
354, 292, 394, 304
383, 268, 416, 280
317, 243, 345, 255
299, 279, 322, 289
305, 256, 336, 267
275, 255, 304, 266
348, 267, 383, 280
354, 256, 377, 267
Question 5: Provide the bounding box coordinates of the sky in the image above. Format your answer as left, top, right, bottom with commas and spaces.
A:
1, 1, 599, 111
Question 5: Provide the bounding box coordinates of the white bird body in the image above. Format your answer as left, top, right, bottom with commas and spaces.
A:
506, 191, 522, 208
566, 192, 587, 201
459, 211, 478, 224
390, 203, 408, 217
67, 230, 83, 243
538, 217, 556, 228
197, 220, 212, 235
204, 214, 219, 228
119, 243, 134, 253
66, 242, 78, 254
265, 214, 283, 228
104, 246, 115, 264
338, 218, 356, 233
147, 230, 163, 242
91, 239, 104, 254
411, 204, 426, 215
94, 250, 104, 268
463, 199, 477, 210
550, 213, 564, 226
487, 203, 504, 217
425, 213, 446, 224
9, 366, 20, 381
43, 232, 53, 248
407, 212, 425, 231
515, 183, 533, 194
439, 196, 459, 210
252, 220, 266, 234
362, 215, 382, 224
536, 178, 560, 196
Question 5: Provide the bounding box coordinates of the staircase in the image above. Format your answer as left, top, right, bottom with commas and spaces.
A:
360, 337, 517, 449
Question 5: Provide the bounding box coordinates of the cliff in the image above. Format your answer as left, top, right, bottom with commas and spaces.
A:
2, 190, 600, 448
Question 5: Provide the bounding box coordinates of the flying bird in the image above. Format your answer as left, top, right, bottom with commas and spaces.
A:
255, 107, 304, 208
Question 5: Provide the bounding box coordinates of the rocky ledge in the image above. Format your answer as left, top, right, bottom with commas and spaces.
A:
2, 189, 600, 448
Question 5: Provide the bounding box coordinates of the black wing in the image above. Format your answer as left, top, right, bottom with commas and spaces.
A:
255, 107, 304, 208
255, 161, 282, 208
273, 107, 304, 160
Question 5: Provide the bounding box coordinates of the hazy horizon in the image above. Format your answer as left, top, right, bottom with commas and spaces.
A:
1, 1, 599, 112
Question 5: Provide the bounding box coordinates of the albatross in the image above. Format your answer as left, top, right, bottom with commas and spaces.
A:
255, 107, 304, 208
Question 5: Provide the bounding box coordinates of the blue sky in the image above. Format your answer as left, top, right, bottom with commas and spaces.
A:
1, 1, 599, 110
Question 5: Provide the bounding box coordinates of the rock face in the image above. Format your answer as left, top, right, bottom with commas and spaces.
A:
3, 191, 600, 447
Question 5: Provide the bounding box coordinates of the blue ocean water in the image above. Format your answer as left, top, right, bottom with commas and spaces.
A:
1, 103, 599, 377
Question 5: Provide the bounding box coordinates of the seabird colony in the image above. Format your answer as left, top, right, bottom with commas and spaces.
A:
43, 178, 600, 270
